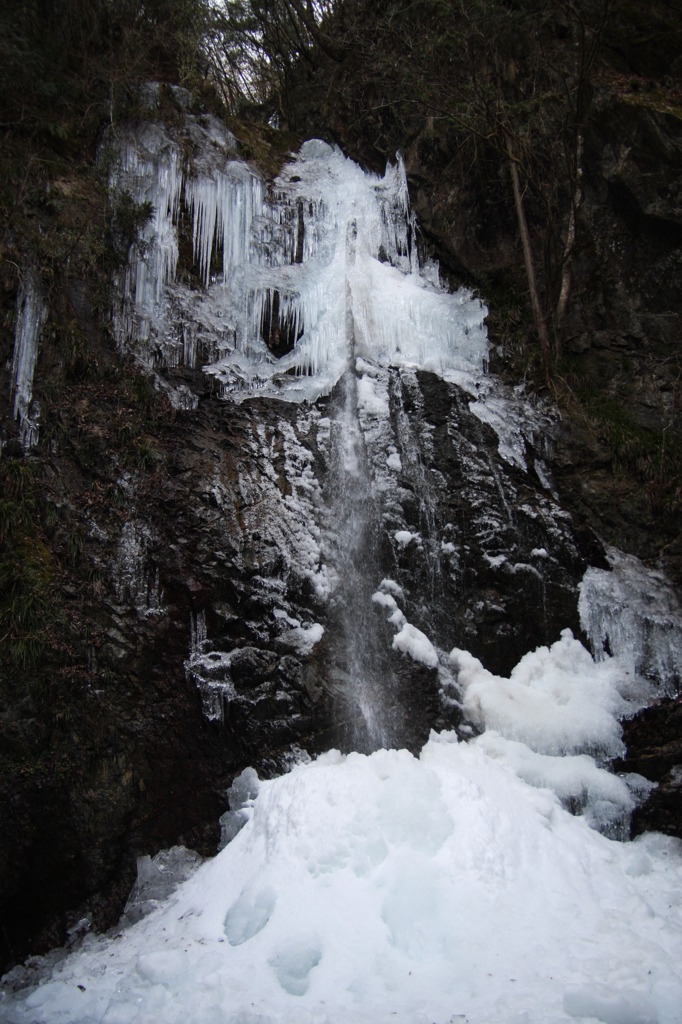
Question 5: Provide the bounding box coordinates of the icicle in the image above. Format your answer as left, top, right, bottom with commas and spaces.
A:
10, 273, 47, 449
185, 165, 265, 287
112, 121, 489, 402
579, 549, 682, 694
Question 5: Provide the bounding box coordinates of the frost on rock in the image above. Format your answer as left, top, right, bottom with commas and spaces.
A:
10, 274, 47, 449
112, 520, 164, 617
184, 609, 236, 722
579, 547, 682, 694
112, 121, 489, 403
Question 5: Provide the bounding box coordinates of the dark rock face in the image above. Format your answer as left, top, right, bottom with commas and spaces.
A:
401, 94, 682, 586
615, 697, 682, 840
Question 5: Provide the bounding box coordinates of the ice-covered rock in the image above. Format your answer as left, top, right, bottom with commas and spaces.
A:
580, 547, 682, 694
9, 273, 47, 449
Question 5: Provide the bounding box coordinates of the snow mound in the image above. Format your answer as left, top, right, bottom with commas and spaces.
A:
3, 729, 681, 1024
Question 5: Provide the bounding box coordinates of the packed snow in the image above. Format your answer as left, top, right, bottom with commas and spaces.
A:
3, 634, 681, 1024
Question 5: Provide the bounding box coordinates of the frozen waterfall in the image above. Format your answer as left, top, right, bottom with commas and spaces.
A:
2, 114, 681, 1024
111, 120, 488, 404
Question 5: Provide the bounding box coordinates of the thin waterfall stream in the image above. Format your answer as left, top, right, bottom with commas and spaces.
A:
325, 367, 390, 750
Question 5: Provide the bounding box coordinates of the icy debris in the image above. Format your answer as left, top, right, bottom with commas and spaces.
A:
121, 846, 203, 927
219, 767, 260, 851
579, 547, 682, 693
10, 273, 47, 449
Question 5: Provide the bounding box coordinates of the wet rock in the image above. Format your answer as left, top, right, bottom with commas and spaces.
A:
230, 648, 279, 689
614, 696, 682, 839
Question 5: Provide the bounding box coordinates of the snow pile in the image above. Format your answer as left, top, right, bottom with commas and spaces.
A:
2, 729, 681, 1024
451, 630, 634, 758
392, 622, 439, 669
580, 547, 682, 694
450, 630, 654, 835
372, 582, 439, 670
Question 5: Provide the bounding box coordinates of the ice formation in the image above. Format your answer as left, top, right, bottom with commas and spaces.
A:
580, 547, 682, 693
9, 274, 47, 449
112, 121, 489, 403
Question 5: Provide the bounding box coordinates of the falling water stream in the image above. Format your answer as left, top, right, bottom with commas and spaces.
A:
325, 368, 390, 749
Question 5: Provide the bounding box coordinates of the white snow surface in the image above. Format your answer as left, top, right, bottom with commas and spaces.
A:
3, 635, 682, 1024
451, 629, 633, 758
392, 622, 439, 669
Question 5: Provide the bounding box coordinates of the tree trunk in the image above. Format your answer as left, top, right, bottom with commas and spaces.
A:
506, 135, 552, 388
555, 128, 584, 353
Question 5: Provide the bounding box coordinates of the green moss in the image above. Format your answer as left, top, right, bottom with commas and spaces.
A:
0, 464, 62, 678
557, 375, 682, 520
